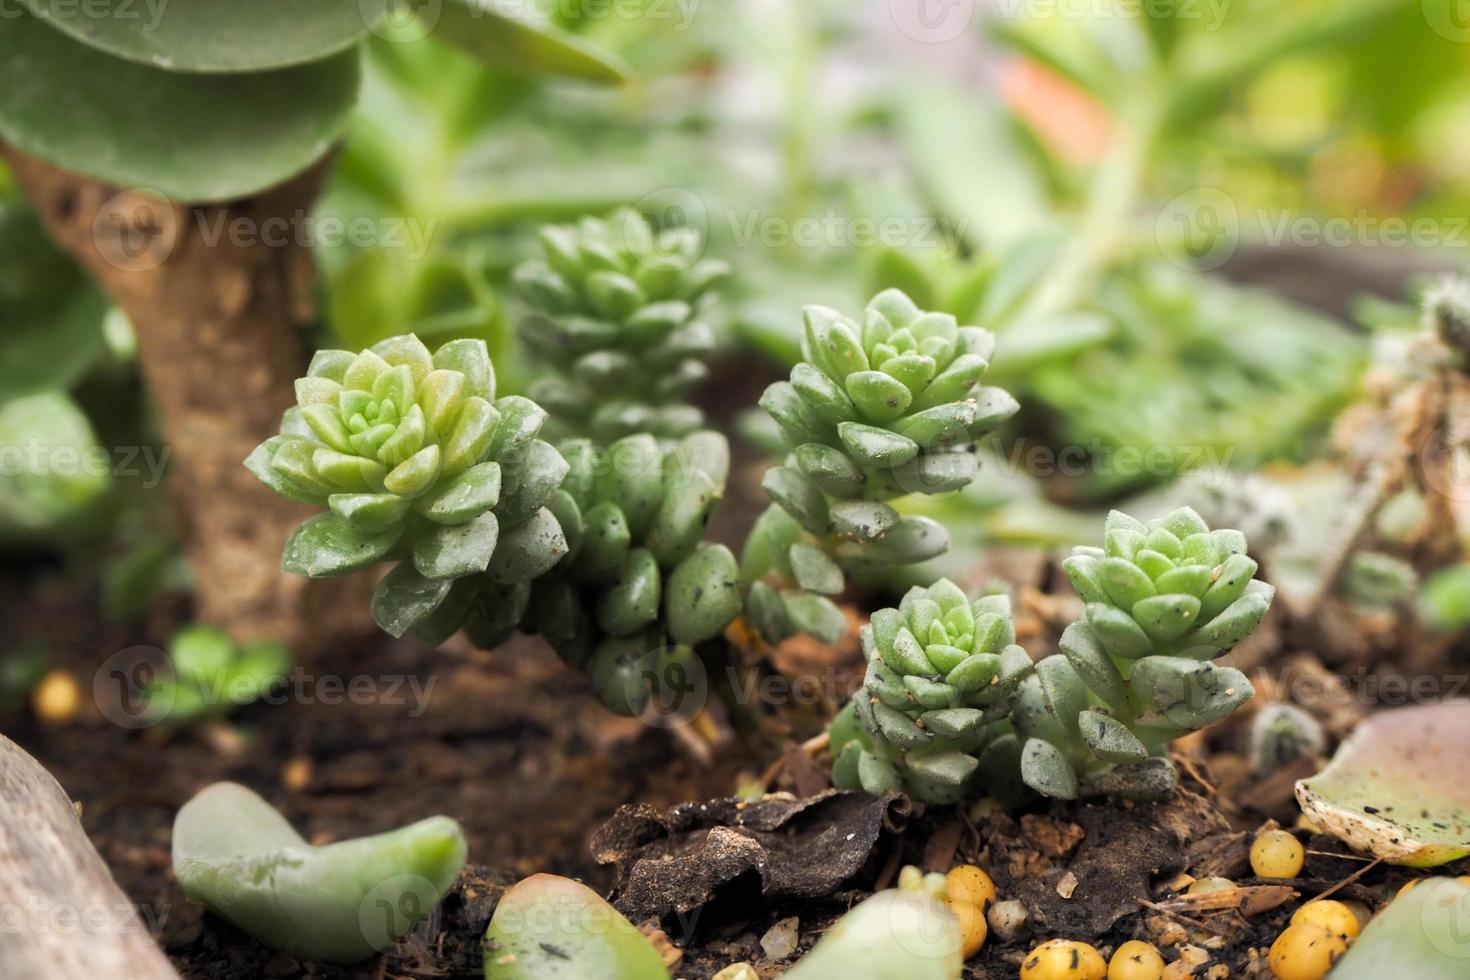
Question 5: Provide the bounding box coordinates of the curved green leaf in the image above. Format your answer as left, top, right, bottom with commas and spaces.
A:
21, 0, 374, 73
0, 12, 360, 201
430, 0, 628, 85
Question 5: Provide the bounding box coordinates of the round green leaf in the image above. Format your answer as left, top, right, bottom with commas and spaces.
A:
0, 12, 360, 201
21, 0, 374, 73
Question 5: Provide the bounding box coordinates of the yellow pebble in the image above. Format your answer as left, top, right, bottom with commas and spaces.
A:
1186, 876, 1235, 896
947, 864, 998, 911
951, 899, 988, 958
1020, 938, 1108, 980
33, 670, 81, 725
1108, 939, 1165, 980
1267, 924, 1348, 980
1251, 830, 1305, 879
1291, 900, 1360, 940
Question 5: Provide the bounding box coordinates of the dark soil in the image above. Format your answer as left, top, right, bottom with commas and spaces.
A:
8, 562, 1467, 980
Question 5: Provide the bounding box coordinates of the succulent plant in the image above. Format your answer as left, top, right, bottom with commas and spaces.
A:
520, 431, 743, 715
146, 625, 291, 726
1016, 507, 1273, 801
246, 334, 572, 643
1249, 702, 1325, 776
513, 208, 729, 442
830, 578, 1032, 804
173, 782, 466, 965
747, 289, 1018, 643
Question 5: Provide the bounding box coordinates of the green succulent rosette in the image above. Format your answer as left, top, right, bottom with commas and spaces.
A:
1015, 506, 1273, 802
247, 335, 571, 643
830, 579, 1032, 804
521, 431, 742, 716
513, 209, 729, 442
747, 289, 1019, 644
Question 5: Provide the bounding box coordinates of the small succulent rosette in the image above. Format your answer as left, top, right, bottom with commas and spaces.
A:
522, 431, 742, 716
246, 335, 571, 644
830, 579, 1032, 804
513, 208, 729, 442
749, 289, 1019, 643
1016, 506, 1273, 801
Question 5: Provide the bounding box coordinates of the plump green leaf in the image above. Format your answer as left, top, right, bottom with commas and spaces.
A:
413, 511, 499, 579
482, 874, 670, 980
0, 12, 360, 201
21, 0, 372, 73
596, 548, 661, 637
484, 506, 567, 584
174, 782, 465, 965
0, 391, 110, 539
372, 562, 456, 639
666, 544, 741, 645
1020, 737, 1078, 800
282, 514, 399, 578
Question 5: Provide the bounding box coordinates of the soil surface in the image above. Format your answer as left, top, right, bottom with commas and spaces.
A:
7, 562, 1467, 980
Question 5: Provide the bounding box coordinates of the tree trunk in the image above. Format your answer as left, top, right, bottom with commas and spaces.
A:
0, 735, 181, 979
3, 147, 366, 649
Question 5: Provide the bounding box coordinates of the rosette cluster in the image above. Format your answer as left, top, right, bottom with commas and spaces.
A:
513, 209, 729, 442
1016, 507, 1273, 801
247, 335, 571, 641
830, 579, 1032, 804
747, 289, 1018, 643
521, 432, 743, 715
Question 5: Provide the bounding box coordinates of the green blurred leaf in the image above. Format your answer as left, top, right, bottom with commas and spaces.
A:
0, 391, 110, 539
21, 0, 373, 73
0, 204, 108, 401
429, 0, 629, 84
0, 11, 360, 201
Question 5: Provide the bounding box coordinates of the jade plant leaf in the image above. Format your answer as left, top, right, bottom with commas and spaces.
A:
430, 0, 628, 84
173, 782, 467, 964
482, 873, 670, 980
782, 886, 962, 980
1296, 702, 1470, 866
21, 0, 374, 73
0, 11, 360, 201
1330, 877, 1470, 979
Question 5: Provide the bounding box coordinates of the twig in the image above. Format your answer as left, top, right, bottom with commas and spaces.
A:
1310, 857, 1383, 903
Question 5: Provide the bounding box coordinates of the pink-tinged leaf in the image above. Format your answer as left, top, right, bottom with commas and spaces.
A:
1296, 702, 1470, 867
